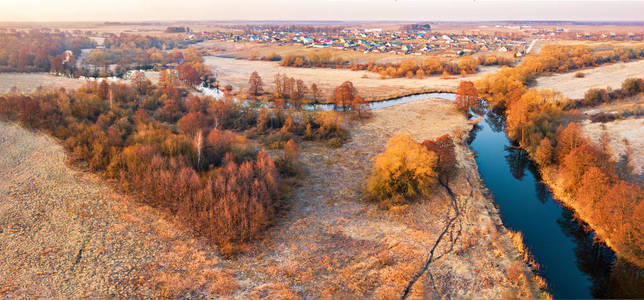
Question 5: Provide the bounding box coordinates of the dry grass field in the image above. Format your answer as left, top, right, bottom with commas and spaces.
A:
0, 73, 86, 94
582, 118, 644, 175
0, 97, 540, 298
0, 122, 239, 298
197, 40, 420, 64
205, 56, 500, 100
533, 59, 644, 99
0, 72, 160, 94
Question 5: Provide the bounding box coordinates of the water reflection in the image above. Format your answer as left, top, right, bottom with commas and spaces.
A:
504, 148, 529, 180
468, 101, 643, 298
534, 181, 550, 204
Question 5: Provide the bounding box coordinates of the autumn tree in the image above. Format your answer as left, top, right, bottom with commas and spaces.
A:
458, 56, 478, 74
159, 69, 177, 88
333, 81, 358, 109
131, 71, 151, 95
555, 122, 588, 162
350, 95, 369, 118
274, 73, 284, 97
560, 143, 603, 195
294, 79, 307, 100
248, 71, 264, 97
275, 139, 300, 176
422, 134, 456, 185
177, 111, 209, 135
177, 63, 203, 87
310, 83, 323, 102
455, 80, 478, 113
534, 137, 554, 166
97, 80, 110, 100
367, 134, 438, 208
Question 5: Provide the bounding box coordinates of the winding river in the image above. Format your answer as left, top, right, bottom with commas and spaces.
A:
468, 103, 642, 298
326, 91, 642, 298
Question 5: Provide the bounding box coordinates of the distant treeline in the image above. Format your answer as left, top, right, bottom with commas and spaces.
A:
277, 50, 514, 78
0, 30, 95, 73
79, 34, 204, 78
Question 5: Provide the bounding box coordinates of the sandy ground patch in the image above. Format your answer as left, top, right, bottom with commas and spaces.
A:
533, 59, 644, 99
582, 117, 644, 175
205, 56, 500, 100
0, 122, 238, 298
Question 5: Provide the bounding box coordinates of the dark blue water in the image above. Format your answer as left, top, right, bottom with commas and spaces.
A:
467, 107, 644, 298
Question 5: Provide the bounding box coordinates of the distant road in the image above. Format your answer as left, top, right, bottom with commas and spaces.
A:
525, 38, 541, 55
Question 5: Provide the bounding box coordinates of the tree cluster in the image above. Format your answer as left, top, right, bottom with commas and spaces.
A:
280, 50, 347, 68
0, 78, 325, 247
0, 30, 94, 73
477, 44, 644, 109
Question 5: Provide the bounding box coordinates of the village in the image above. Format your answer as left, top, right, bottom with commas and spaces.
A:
197, 24, 529, 57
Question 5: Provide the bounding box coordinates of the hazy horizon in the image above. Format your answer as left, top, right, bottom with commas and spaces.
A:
2, 0, 644, 23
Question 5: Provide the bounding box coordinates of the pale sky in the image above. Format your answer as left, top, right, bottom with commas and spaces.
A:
1, 0, 644, 22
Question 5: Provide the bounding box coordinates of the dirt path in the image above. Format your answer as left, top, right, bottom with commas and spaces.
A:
402, 182, 460, 299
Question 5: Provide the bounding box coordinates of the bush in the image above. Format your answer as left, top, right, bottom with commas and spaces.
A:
326, 137, 343, 148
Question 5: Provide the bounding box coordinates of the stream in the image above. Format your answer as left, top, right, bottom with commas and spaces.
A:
467, 103, 642, 298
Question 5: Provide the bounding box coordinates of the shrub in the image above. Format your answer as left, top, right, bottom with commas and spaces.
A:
275, 139, 301, 177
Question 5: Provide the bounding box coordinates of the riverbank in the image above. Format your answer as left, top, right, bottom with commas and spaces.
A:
223, 97, 544, 298
540, 165, 643, 269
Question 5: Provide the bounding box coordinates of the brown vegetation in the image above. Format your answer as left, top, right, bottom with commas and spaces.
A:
219, 97, 539, 298
0, 77, 344, 247
455, 80, 478, 113
0, 30, 94, 74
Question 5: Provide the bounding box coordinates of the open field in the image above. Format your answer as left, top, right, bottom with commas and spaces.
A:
196, 40, 413, 64
0, 72, 160, 94
533, 59, 644, 99
0, 98, 539, 298
0, 73, 86, 94
582, 117, 644, 175
0, 122, 239, 298
205, 56, 500, 100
